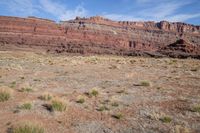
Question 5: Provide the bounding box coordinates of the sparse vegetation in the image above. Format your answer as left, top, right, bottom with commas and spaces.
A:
85, 89, 99, 97
19, 102, 32, 110
116, 89, 125, 94
50, 99, 66, 112
20, 87, 33, 92
96, 105, 109, 112
169, 59, 177, 65
191, 105, 200, 113
112, 113, 123, 119
111, 102, 119, 107
90, 89, 99, 97
10, 81, 16, 88
11, 122, 44, 133
39, 93, 52, 101
33, 79, 41, 82
160, 116, 172, 123
140, 81, 151, 87
20, 77, 25, 80
76, 96, 85, 104
0, 88, 11, 102
1, 52, 200, 132
191, 68, 198, 72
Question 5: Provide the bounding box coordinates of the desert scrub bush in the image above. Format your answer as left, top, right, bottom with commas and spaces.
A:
112, 113, 123, 119
175, 125, 190, 133
111, 102, 119, 107
140, 81, 151, 87
85, 89, 99, 97
39, 93, 52, 101
96, 105, 109, 112
190, 68, 198, 72
20, 77, 25, 80
191, 105, 200, 113
160, 116, 172, 123
11, 122, 44, 133
116, 89, 126, 94
0, 88, 12, 102
169, 59, 177, 65
90, 89, 99, 97
109, 65, 119, 69
10, 81, 16, 88
86, 56, 99, 64
50, 98, 66, 112
20, 87, 33, 92
19, 102, 32, 110
33, 79, 41, 82
76, 96, 85, 104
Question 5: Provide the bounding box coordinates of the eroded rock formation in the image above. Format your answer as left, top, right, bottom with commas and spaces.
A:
0, 16, 199, 58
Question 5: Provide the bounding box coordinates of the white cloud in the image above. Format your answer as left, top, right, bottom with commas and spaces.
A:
103, 0, 199, 23
136, 0, 151, 3
0, 0, 39, 16
39, 0, 88, 20
103, 14, 144, 21
138, 1, 191, 20
0, 0, 88, 21
0, 0, 199, 23
166, 13, 200, 22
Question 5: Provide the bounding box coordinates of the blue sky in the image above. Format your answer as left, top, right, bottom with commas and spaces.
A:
0, 0, 199, 24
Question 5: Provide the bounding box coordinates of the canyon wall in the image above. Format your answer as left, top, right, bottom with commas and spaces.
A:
0, 16, 199, 58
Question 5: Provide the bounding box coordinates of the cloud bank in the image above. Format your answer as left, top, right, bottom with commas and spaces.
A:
0, 0, 199, 23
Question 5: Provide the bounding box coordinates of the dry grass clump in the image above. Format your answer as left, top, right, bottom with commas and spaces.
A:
159, 116, 172, 123
11, 122, 44, 133
175, 125, 190, 133
140, 81, 151, 87
76, 96, 85, 104
191, 105, 200, 113
112, 112, 123, 119
96, 105, 109, 112
90, 89, 99, 97
85, 88, 99, 97
10, 81, 16, 88
39, 93, 53, 101
48, 98, 66, 112
19, 102, 32, 110
19, 87, 33, 92
0, 87, 12, 102
111, 102, 119, 107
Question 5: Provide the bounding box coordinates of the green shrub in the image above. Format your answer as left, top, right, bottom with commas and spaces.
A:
111, 102, 119, 107
90, 89, 99, 97
10, 81, 16, 88
19, 103, 32, 110
0, 89, 11, 102
50, 99, 66, 112
140, 81, 151, 87
20, 87, 33, 92
160, 116, 172, 123
96, 105, 109, 112
191, 105, 200, 113
12, 123, 44, 133
76, 97, 85, 104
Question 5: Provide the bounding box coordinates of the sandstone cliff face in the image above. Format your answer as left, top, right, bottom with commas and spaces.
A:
0, 16, 199, 58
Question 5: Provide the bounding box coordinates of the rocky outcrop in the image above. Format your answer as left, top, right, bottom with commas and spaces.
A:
0, 16, 199, 58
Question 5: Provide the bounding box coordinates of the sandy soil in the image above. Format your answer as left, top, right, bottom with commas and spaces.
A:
0, 51, 200, 133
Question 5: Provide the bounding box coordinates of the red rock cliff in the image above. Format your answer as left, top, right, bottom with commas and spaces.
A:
0, 16, 199, 58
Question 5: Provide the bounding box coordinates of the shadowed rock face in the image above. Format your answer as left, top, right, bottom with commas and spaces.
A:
0, 16, 199, 58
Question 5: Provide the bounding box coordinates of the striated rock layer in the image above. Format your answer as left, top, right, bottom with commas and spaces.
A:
0, 16, 199, 58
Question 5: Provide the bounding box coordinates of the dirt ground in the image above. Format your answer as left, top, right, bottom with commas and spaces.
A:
0, 51, 200, 133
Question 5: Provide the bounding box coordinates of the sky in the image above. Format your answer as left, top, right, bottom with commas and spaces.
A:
0, 0, 199, 25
